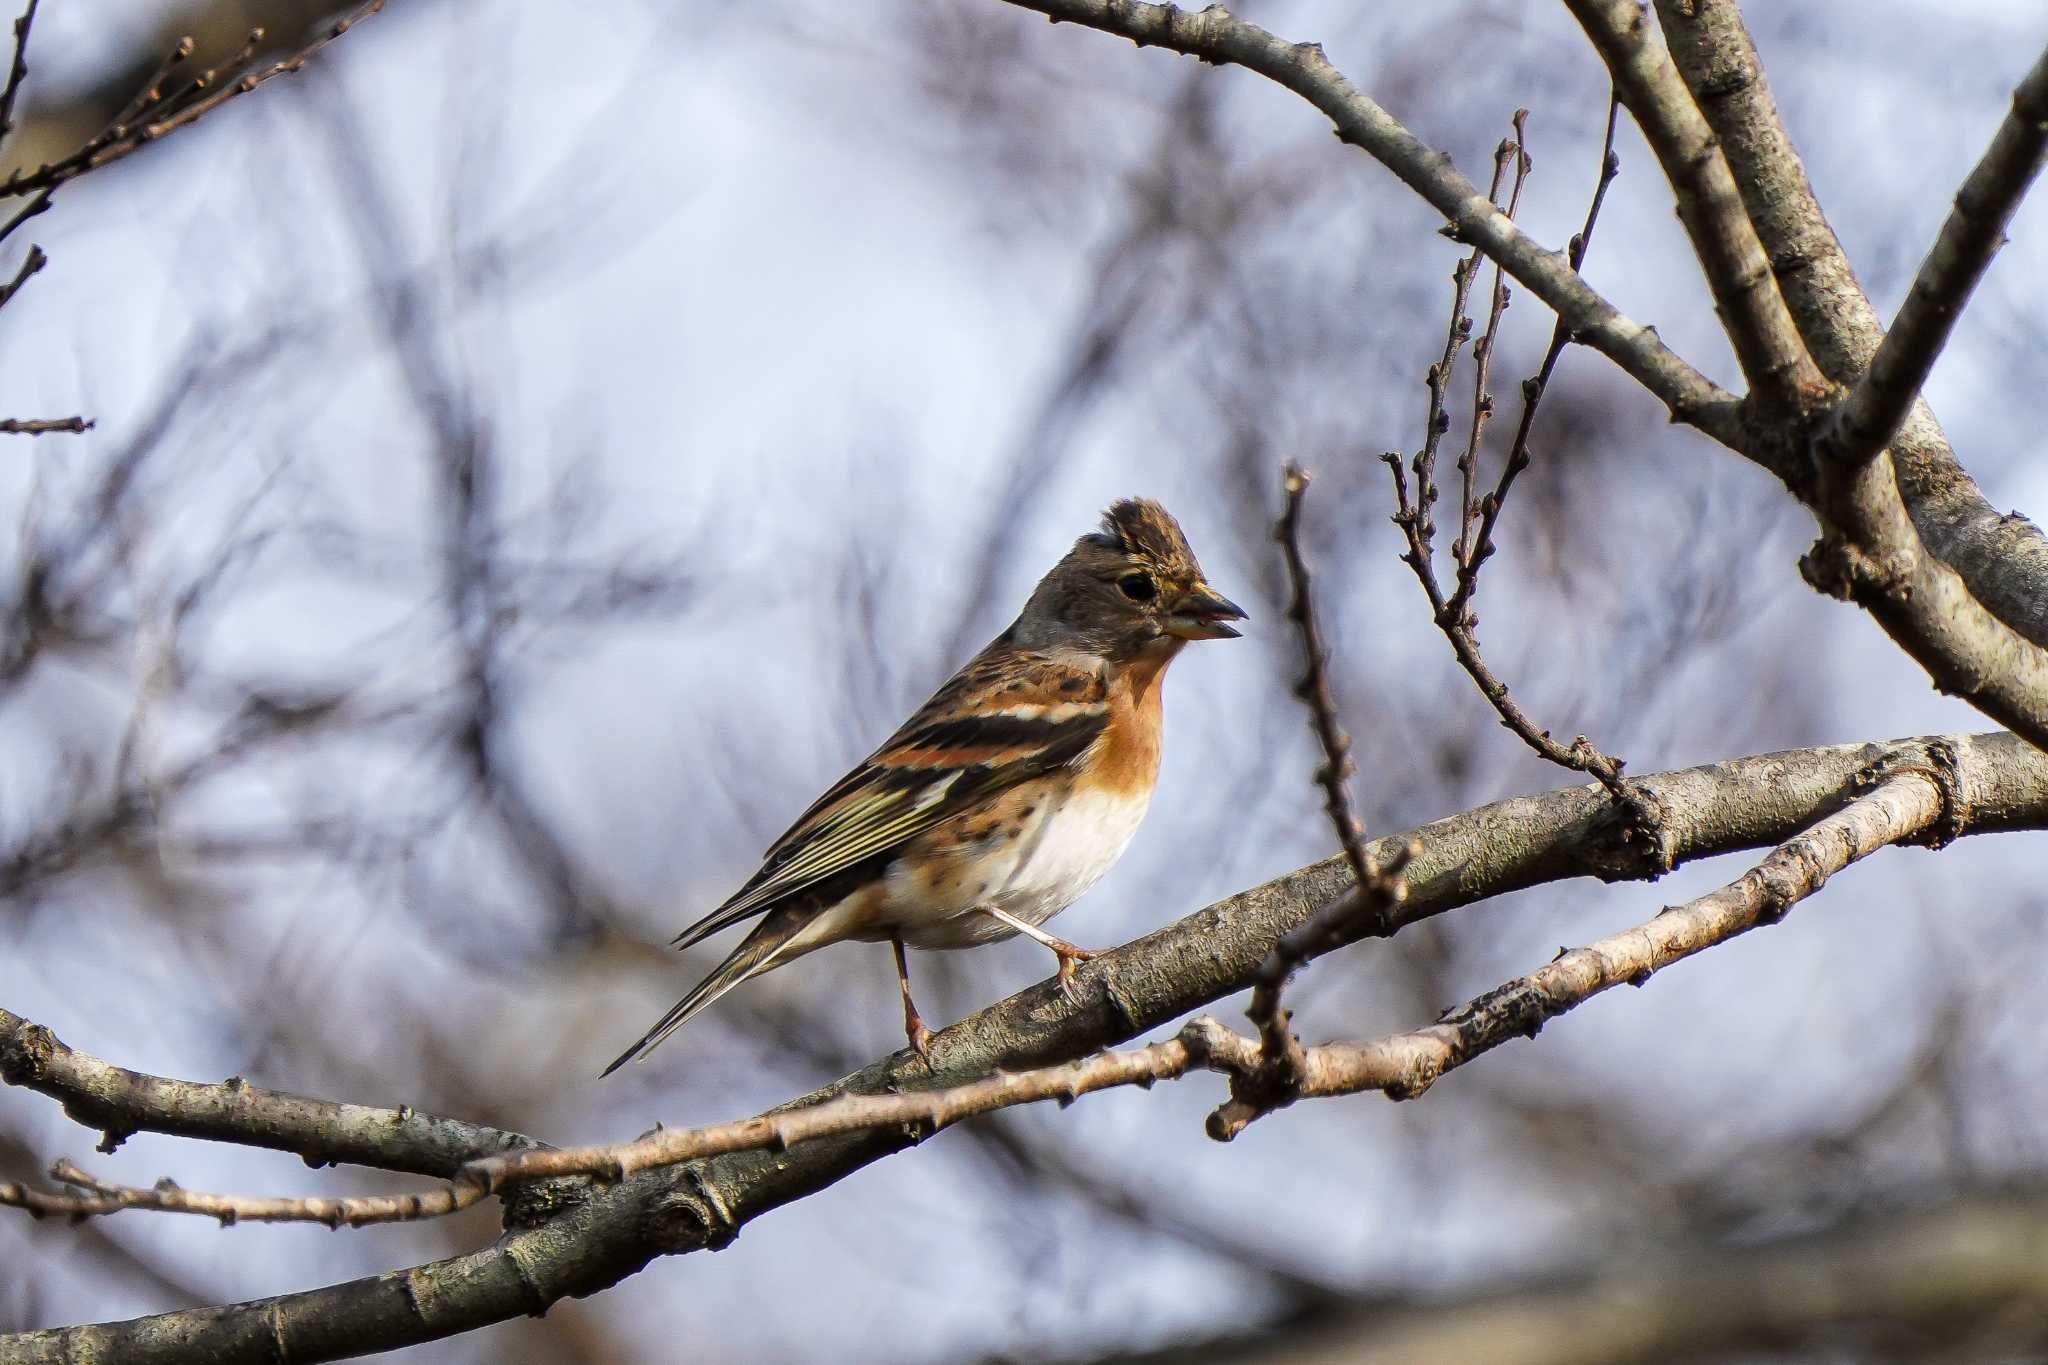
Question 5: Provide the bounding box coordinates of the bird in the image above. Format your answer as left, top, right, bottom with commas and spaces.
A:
603, 497, 1245, 1075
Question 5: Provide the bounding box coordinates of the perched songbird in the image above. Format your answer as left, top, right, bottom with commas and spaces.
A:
604, 498, 1245, 1074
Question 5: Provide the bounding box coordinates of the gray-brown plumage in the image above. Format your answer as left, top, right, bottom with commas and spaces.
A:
605, 498, 1244, 1074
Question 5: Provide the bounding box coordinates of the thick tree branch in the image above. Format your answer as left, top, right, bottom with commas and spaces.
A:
1002, 0, 1743, 443
1802, 456, 2048, 752
1656, 0, 2048, 650
0, 1011, 541, 1177
0, 745, 1979, 1229
1818, 42, 2048, 468
1563, 0, 1825, 408
6, 732, 2047, 1362
1560, 0, 2048, 748
997, 1, 2048, 750
992, 1, 2048, 751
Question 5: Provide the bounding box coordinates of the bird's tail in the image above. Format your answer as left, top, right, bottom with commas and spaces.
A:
601, 905, 811, 1077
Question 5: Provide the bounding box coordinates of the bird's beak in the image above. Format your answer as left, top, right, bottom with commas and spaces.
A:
1163, 583, 1248, 640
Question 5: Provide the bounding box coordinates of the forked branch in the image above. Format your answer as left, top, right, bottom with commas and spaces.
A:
0, 745, 1962, 1226
1382, 106, 1668, 863
1001, 0, 1743, 443
0, 1, 386, 204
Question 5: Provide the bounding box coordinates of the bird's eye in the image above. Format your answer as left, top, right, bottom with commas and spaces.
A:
1118, 572, 1157, 602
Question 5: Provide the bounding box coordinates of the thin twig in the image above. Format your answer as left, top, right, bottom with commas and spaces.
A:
0, 1, 383, 200
1275, 465, 1375, 893
1240, 465, 1412, 1119
0, 238, 42, 308
1000, 0, 1743, 444
0, 1158, 461, 1228
0, 0, 37, 140
1818, 42, 2048, 468
0, 1036, 1231, 1229
1402, 162, 1503, 570
0, 416, 90, 435
0, 184, 49, 251
107, 36, 194, 134
1382, 102, 1667, 856
1451, 114, 1530, 575
1447, 94, 1621, 627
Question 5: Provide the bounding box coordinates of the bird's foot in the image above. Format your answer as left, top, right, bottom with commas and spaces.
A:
977, 907, 1098, 1004
1051, 941, 1097, 1004
903, 1012, 935, 1068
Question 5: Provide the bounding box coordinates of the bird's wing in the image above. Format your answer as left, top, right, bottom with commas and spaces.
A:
670, 645, 1110, 950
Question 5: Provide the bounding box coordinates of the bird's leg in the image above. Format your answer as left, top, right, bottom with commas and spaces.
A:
980, 906, 1097, 1002
891, 937, 934, 1066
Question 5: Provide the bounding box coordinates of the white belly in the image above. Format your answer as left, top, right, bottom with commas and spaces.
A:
895, 784, 1151, 949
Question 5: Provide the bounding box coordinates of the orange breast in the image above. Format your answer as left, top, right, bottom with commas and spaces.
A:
1085, 648, 1171, 798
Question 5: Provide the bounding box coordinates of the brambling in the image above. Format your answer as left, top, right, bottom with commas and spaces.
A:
604, 498, 1244, 1074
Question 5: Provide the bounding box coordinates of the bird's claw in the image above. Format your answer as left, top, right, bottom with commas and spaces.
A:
1053, 945, 1096, 1004
903, 1014, 934, 1069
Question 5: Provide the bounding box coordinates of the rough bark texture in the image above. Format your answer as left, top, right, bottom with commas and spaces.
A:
1656, 0, 2048, 649
7, 732, 2047, 1363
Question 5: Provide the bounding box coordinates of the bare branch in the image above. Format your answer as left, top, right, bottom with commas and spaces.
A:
1819, 43, 2048, 469
1273, 466, 1375, 895
0, 239, 43, 308
0, 1, 384, 200
1562, 0, 1823, 408
0, 1010, 540, 1177
108, 37, 196, 134
0, 416, 87, 436
0, 743, 1967, 1233
996, 0, 1742, 443
1381, 109, 1666, 853
994, 1, 2048, 750
1232, 464, 1412, 1128
1648, 2, 1894, 384
0, 186, 48, 251
1445, 96, 1621, 629
1210, 748, 1958, 1130
1, 1159, 465, 1229
1397, 249, 1486, 571
1655, 1, 2048, 659
0, 0, 35, 141
1451, 120, 1528, 575
1, 734, 2042, 1363
1802, 456, 2048, 753
1559, 1, 2048, 751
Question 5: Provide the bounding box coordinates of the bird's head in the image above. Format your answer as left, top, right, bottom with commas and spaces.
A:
1013, 497, 1246, 659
